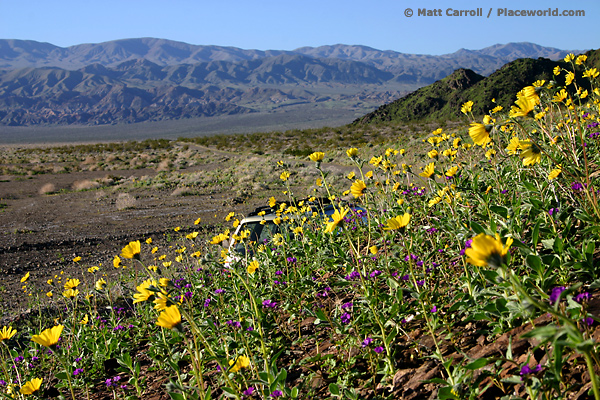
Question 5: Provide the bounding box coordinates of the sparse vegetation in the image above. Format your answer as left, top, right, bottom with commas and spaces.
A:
1, 55, 600, 400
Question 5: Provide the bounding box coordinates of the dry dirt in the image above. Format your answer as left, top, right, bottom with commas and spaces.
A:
0, 150, 265, 324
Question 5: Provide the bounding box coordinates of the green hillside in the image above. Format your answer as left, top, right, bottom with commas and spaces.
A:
355, 49, 599, 125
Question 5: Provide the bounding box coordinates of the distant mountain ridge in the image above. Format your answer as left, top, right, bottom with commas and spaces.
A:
0, 38, 587, 127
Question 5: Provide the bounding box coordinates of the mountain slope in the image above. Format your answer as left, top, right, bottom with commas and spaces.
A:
355, 49, 600, 125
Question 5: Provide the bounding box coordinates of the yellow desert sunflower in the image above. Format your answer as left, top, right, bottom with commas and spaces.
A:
419, 162, 435, 178
350, 180, 367, 198
20, 378, 42, 395
31, 325, 64, 348
0, 326, 17, 341
121, 240, 141, 260
324, 207, 349, 233
156, 305, 182, 330
469, 116, 494, 146
465, 233, 513, 268
383, 213, 411, 230
308, 152, 325, 162
229, 355, 251, 373
247, 260, 259, 274
133, 279, 158, 303
519, 141, 542, 166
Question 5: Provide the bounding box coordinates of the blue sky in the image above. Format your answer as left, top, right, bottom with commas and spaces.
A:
1, 0, 596, 54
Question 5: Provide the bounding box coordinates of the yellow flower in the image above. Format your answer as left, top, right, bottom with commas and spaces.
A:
293, 226, 303, 236
365, 170, 373, 179
64, 278, 80, 290
225, 212, 235, 221
87, 266, 99, 273
461, 100, 473, 114
553, 66, 561, 76
156, 305, 182, 330
0, 326, 17, 341
509, 95, 538, 118
20, 272, 30, 283
31, 325, 64, 348
72, 256, 82, 263
308, 152, 325, 162
280, 171, 290, 181
519, 141, 542, 166
383, 213, 411, 230
548, 166, 562, 180
565, 71, 575, 86
350, 180, 367, 198
505, 136, 521, 155
468, 122, 492, 146
324, 207, 349, 233
95, 278, 107, 291
153, 292, 169, 311
194, 217, 202, 225
151, 246, 158, 254
369, 245, 378, 254
346, 171, 356, 180
133, 279, 157, 303
113, 255, 122, 268
583, 68, 599, 79
575, 55, 587, 65
247, 260, 259, 274
553, 89, 568, 103
62, 288, 79, 298
121, 240, 141, 259
46, 291, 53, 298
186, 231, 199, 240
80, 314, 89, 325
465, 233, 512, 268
419, 162, 435, 178
427, 149, 438, 159
20, 378, 42, 395
485, 149, 496, 160
564, 53, 575, 63
210, 233, 229, 245
272, 233, 284, 246
268, 197, 277, 207
146, 237, 153, 244
346, 147, 358, 158
229, 355, 251, 373
316, 178, 323, 187
445, 166, 459, 177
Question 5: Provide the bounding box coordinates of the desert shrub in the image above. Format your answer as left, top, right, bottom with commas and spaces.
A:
38, 183, 56, 195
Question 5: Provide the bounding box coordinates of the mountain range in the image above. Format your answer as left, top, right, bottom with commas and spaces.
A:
0, 38, 585, 127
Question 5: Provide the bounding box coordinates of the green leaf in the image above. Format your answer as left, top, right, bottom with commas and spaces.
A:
329, 383, 340, 396
221, 387, 239, 398
168, 393, 186, 400
532, 220, 541, 248
465, 357, 490, 370
490, 205, 508, 219
526, 254, 544, 276
438, 386, 459, 399
470, 221, 486, 235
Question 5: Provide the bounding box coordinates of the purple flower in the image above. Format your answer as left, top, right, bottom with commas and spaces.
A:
431, 306, 437, 313
549, 286, 566, 305
520, 364, 542, 377
340, 312, 352, 324
242, 387, 255, 396
361, 337, 373, 347
548, 208, 559, 216
286, 257, 297, 263
270, 390, 283, 398
583, 317, 594, 327
226, 320, 241, 329
262, 299, 277, 308
215, 289, 225, 294
571, 182, 584, 191
204, 298, 212, 307
341, 302, 353, 310
373, 346, 385, 354
73, 368, 84, 376
370, 270, 382, 278
575, 292, 590, 303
